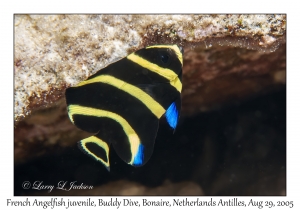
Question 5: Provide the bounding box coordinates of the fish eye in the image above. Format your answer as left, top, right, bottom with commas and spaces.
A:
158, 51, 171, 66
160, 53, 169, 63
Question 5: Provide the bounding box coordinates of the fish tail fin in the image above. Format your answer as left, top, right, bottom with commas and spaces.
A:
78, 135, 110, 171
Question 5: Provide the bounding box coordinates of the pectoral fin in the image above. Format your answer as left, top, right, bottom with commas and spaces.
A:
165, 96, 181, 131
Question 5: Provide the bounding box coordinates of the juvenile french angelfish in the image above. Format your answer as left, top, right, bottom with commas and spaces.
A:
65, 44, 183, 171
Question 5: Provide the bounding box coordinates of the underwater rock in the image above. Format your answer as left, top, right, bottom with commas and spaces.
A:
14, 14, 286, 121
14, 100, 90, 164
181, 45, 285, 115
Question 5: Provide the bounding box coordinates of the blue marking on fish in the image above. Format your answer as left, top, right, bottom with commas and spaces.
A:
133, 144, 144, 166
165, 101, 179, 129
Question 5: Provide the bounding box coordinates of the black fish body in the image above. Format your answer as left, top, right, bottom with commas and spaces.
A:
65, 44, 183, 170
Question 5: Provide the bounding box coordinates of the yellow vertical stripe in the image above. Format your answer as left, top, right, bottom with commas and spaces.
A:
68, 105, 139, 165
76, 75, 166, 119
171, 76, 182, 93
127, 53, 182, 92
127, 53, 177, 80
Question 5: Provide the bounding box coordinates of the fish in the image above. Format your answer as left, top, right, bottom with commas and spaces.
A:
65, 44, 183, 170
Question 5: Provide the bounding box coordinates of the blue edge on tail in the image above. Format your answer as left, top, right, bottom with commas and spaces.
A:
133, 101, 178, 166
165, 101, 179, 129
133, 144, 144, 166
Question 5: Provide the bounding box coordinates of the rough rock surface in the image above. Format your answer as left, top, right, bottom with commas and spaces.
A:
14, 14, 285, 121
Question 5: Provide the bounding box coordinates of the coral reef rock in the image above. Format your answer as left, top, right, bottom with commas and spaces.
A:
15, 14, 286, 121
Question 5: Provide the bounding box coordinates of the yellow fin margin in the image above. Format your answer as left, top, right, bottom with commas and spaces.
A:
79, 136, 110, 169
